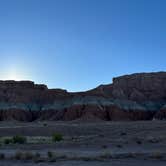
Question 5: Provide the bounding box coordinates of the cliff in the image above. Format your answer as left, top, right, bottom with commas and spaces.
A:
0, 72, 166, 121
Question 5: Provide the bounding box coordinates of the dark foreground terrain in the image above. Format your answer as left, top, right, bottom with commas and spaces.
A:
0, 121, 166, 165
0, 159, 166, 166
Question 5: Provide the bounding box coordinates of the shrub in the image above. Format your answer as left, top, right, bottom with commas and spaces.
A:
136, 140, 142, 144
35, 152, 40, 158
100, 152, 112, 159
0, 153, 5, 160
102, 145, 108, 149
120, 132, 127, 136
52, 133, 63, 142
33, 152, 43, 163
14, 151, 23, 160
147, 137, 159, 143
47, 151, 58, 162
23, 152, 34, 160
98, 134, 105, 137
12, 135, 27, 144
4, 138, 12, 144
43, 123, 47, 126
14, 151, 34, 160
150, 152, 164, 159
47, 151, 53, 158
116, 144, 123, 148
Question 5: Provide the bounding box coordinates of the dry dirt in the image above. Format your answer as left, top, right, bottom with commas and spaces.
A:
0, 120, 166, 165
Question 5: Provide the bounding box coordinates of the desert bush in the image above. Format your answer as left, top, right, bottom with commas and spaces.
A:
101, 145, 108, 149
16, 152, 34, 160
116, 144, 123, 148
47, 152, 66, 162
47, 151, 57, 162
99, 152, 112, 159
14, 151, 23, 160
14, 151, 34, 160
120, 132, 127, 136
43, 123, 47, 126
34, 152, 40, 158
4, 138, 13, 144
136, 140, 142, 144
23, 152, 34, 160
33, 152, 43, 163
149, 152, 164, 159
12, 135, 27, 144
0, 153, 5, 160
52, 133, 63, 142
147, 137, 159, 143
98, 134, 105, 137
47, 151, 53, 158
81, 156, 95, 161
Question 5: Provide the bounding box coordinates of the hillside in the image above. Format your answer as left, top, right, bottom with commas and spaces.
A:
0, 72, 166, 121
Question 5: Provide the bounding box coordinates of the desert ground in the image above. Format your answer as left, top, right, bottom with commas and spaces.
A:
0, 120, 166, 165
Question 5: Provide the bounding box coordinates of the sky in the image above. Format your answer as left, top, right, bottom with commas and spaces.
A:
0, 0, 166, 91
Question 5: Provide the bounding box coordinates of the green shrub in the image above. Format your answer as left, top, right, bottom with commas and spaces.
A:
12, 135, 27, 144
47, 151, 57, 162
4, 138, 13, 144
52, 133, 63, 142
33, 152, 42, 163
47, 151, 53, 158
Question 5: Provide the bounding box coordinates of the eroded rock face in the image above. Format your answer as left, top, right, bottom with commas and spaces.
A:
153, 105, 166, 120
0, 109, 33, 121
106, 105, 155, 121
111, 72, 166, 101
0, 72, 166, 121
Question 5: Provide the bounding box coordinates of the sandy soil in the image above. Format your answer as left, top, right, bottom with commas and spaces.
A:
0, 120, 166, 165
0, 159, 166, 166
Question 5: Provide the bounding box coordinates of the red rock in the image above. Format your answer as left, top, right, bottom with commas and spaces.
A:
154, 106, 166, 120
0, 72, 165, 121
0, 109, 33, 121
106, 105, 155, 121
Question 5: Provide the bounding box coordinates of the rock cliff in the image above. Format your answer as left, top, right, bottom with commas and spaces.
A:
0, 72, 166, 121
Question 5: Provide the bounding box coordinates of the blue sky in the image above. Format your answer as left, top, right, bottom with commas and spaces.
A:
0, 0, 166, 91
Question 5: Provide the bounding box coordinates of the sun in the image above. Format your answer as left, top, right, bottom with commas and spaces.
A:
1, 62, 34, 81
4, 68, 28, 81
7, 71, 21, 81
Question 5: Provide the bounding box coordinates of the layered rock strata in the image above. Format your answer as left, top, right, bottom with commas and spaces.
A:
0, 72, 166, 121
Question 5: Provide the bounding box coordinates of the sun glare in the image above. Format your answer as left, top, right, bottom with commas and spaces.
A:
3, 67, 30, 81
6, 71, 21, 81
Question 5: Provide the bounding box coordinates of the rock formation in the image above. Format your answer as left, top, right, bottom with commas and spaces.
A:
0, 72, 166, 121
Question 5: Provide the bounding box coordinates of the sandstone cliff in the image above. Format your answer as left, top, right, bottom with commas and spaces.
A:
0, 72, 166, 121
